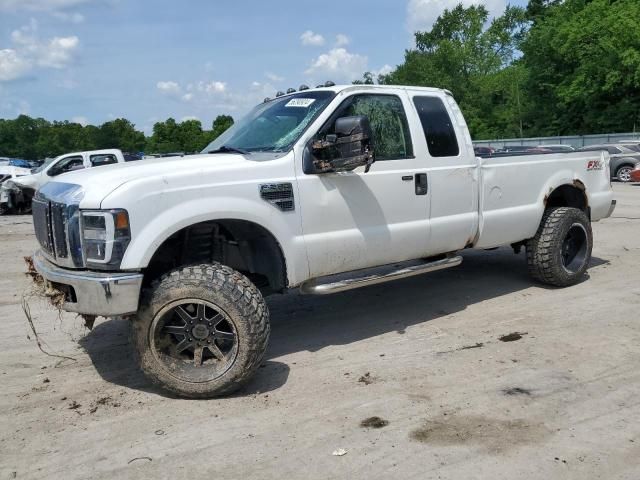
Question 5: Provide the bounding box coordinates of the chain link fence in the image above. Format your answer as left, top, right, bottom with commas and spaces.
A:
473, 132, 640, 149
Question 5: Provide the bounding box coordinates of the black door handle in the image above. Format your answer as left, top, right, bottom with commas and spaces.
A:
415, 173, 428, 195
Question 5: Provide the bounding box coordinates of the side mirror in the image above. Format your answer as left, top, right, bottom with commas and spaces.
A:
309, 115, 375, 173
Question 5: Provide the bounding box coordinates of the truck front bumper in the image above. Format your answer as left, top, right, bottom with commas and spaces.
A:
33, 250, 143, 316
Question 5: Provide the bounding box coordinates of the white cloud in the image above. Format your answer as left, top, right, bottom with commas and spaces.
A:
40, 36, 79, 68
181, 115, 200, 122
265, 72, 283, 83
157, 79, 228, 107
0, 20, 80, 81
406, 0, 506, 33
71, 115, 88, 125
300, 30, 325, 47
157, 80, 181, 96
335, 34, 349, 47
0, 49, 31, 81
374, 64, 394, 78
305, 48, 368, 83
200, 81, 226, 94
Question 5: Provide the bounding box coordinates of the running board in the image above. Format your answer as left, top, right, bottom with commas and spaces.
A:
299, 255, 463, 295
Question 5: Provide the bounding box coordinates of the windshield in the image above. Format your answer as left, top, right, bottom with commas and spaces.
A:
202, 90, 336, 154
32, 157, 57, 173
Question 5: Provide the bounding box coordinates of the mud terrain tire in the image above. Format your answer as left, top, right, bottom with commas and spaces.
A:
526, 207, 593, 287
132, 263, 269, 398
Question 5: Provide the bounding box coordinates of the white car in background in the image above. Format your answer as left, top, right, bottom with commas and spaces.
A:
0, 162, 32, 214
0, 149, 126, 214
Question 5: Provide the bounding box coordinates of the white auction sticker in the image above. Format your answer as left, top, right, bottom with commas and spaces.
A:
285, 98, 316, 108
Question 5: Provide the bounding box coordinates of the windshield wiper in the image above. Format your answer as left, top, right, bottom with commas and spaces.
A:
207, 145, 250, 155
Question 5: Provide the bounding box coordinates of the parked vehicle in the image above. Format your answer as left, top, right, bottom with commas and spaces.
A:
525, 147, 553, 154
0, 158, 32, 169
473, 146, 495, 156
31, 84, 615, 398
1, 149, 126, 214
607, 141, 640, 153
576, 144, 640, 182
0, 164, 32, 214
630, 164, 640, 183
497, 145, 532, 153
536, 145, 575, 153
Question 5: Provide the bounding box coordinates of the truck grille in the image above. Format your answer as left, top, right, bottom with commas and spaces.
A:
32, 197, 69, 259
51, 202, 68, 258
32, 197, 54, 255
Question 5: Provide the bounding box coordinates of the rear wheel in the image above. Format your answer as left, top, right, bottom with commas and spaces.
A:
616, 165, 634, 183
132, 263, 269, 398
526, 207, 593, 287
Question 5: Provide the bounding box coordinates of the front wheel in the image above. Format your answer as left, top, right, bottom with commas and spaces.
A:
526, 207, 593, 287
132, 263, 270, 398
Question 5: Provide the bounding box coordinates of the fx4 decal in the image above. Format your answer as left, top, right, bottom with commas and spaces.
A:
587, 159, 604, 171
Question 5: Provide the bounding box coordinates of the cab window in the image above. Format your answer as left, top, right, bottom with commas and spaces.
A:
328, 94, 413, 161
48, 156, 84, 176
413, 96, 460, 157
90, 154, 118, 167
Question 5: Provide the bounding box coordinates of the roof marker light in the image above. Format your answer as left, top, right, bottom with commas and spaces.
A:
286, 88, 296, 94
324, 80, 335, 87
275, 91, 285, 97
299, 84, 309, 91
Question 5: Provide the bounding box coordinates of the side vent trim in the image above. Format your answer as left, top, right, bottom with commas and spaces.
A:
260, 183, 295, 212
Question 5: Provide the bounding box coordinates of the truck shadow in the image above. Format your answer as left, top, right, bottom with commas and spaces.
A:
79, 247, 608, 397
264, 248, 608, 359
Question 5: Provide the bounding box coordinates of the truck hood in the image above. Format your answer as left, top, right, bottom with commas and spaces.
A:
54, 153, 261, 208
11, 172, 39, 189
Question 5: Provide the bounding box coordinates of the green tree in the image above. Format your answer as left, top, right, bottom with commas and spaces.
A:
146, 118, 182, 153
97, 118, 146, 152
381, 3, 528, 139
521, 0, 640, 135
210, 115, 234, 140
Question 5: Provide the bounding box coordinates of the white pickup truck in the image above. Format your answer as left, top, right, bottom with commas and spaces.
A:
1, 149, 126, 214
31, 85, 616, 398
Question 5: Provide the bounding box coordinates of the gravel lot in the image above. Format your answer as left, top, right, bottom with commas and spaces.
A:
1, 183, 639, 480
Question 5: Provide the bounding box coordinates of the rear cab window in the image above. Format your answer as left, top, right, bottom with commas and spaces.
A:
90, 154, 118, 167
412, 96, 459, 157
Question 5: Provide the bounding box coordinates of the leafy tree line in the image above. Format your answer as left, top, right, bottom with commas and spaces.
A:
357, 0, 640, 140
0, 114, 234, 160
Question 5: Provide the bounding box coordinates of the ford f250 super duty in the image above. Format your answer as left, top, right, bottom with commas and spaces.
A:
31, 84, 616, 398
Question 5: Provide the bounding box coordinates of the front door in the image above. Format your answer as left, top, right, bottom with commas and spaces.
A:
296, 92, 432, 278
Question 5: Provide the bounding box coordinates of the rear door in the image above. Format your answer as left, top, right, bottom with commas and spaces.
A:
406, 92, 478, 255
296, 91, 433, 278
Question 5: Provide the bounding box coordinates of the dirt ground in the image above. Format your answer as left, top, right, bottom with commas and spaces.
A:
1, 184, 639, 480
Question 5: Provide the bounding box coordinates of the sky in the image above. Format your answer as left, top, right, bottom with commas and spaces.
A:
0, 0, 527, 134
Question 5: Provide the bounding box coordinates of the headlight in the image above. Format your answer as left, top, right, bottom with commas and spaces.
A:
80, 209, 131, 269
